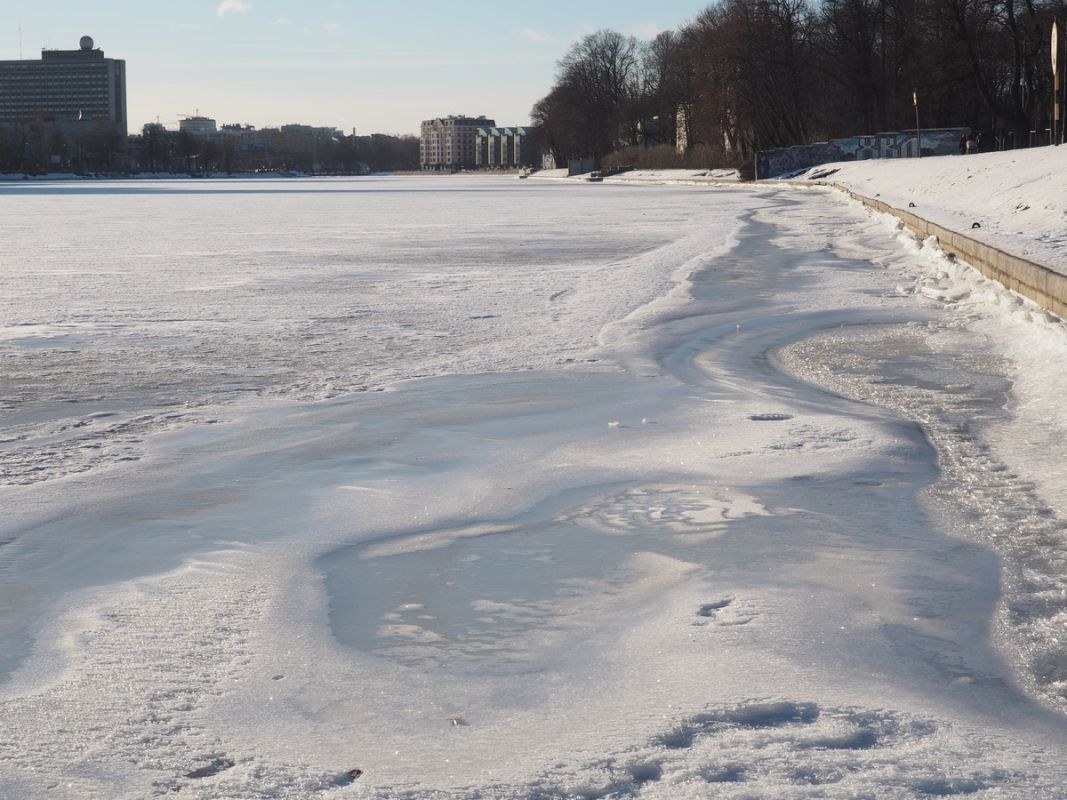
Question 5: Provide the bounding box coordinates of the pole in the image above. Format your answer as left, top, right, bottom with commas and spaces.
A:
1056, 69, 1061, 146
1061, 18, 1067, 144
753, 129, 759, 181
1062, 23, 1067, 145
913, 90, 922, 158
1053, 21, 1060, 146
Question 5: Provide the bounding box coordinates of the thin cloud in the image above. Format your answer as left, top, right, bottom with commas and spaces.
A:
323, 21, 341, 34
217, 0, 254, 19
147, 53, 549, 69
628, 21, 666, 39
270, 16, 293, 27
521, 28, 552, 44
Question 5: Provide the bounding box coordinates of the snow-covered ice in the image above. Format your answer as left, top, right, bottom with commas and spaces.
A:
3, 170, 1067, 797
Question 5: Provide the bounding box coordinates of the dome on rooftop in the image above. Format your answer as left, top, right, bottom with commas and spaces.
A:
79, 36, 94, 51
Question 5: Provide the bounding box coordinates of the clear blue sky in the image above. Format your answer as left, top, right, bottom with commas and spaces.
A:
1, 1, 706, 135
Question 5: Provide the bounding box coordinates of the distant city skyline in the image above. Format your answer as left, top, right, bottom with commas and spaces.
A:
2, 0, 704, 135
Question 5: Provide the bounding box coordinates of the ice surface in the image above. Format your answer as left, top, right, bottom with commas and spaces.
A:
320, 485, 768, 670
3, 175, 1067, 797
779, 229, 1067, 718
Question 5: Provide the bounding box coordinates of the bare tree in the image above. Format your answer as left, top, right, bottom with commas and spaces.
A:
533, 29, 644, 162
531, 0, 1065, 171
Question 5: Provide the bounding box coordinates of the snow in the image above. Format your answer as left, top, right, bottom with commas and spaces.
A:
532, 168, 741, 184
788, 147, 1067, 273
3, 161, 1067, 797
605, 168, 741, 184
530, 167, 570, 178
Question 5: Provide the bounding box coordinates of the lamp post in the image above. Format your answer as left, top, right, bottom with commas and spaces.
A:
913, 89, 922, 158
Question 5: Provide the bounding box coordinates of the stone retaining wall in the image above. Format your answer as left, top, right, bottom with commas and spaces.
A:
834, 186, 1067, 321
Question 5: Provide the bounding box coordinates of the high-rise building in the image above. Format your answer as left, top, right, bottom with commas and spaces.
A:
0, 35, 127, 138
420, 115, 495, 171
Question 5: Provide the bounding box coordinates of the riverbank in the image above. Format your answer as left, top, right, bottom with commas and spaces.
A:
783, 146, 1067, 274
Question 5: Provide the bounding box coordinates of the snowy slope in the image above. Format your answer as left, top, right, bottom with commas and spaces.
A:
790, 146, 1067, 273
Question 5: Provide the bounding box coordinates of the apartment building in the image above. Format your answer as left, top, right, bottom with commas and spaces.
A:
420, 115, 495, 171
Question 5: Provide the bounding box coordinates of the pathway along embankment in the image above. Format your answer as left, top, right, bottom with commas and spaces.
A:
801, 181, 1067, 322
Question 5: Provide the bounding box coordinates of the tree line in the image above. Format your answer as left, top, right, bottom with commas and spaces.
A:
134, 126, 420, 175
0, 119, 124, 174
0, 121, 420, 175
533, 0, 1066, 171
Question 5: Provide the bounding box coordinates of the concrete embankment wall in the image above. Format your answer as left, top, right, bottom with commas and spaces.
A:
821, 184, 1067, 322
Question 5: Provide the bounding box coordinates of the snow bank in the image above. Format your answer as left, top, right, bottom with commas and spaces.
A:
531, 168, 740, 184
605, 168, 741, 184
789, 147, 1067, 273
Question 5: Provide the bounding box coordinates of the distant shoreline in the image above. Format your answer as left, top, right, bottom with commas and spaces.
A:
0, 171, 368, 182
0, 169, 529, 182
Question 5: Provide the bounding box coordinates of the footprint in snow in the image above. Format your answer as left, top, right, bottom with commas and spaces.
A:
185, 755, 235, 780
697, 598, 734, 618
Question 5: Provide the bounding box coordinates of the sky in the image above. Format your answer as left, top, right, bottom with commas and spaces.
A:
0, 1, 706, 136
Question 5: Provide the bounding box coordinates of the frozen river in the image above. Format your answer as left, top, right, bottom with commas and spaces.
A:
3, 176, 1067, 798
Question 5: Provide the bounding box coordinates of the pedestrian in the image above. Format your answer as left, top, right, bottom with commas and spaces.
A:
959, 133, 967, 154
965, 134, 975, 155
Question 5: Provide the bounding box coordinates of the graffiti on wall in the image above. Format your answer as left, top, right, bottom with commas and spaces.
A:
757, 127, 969, 179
